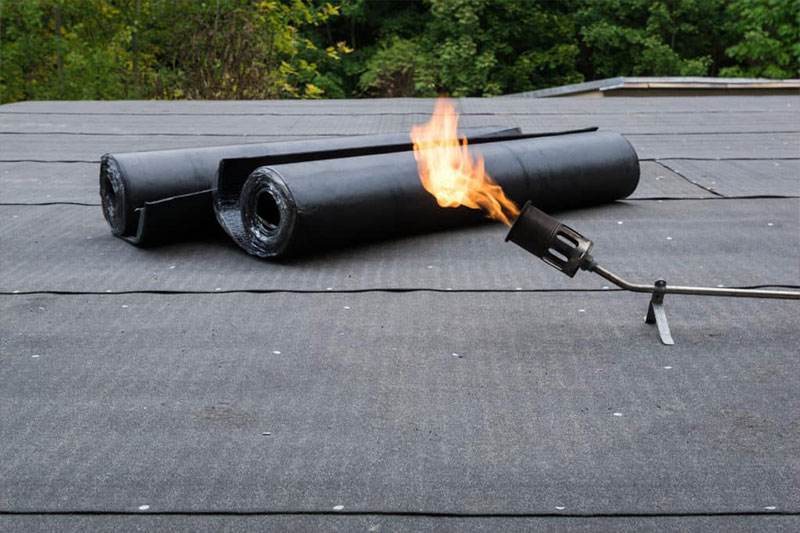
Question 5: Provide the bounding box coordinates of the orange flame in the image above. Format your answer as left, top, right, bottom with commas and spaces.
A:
410, 98, 520, 226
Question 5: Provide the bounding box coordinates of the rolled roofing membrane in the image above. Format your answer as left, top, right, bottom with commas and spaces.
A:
99, 127, 521, 245
99, 128, 639, 257
237, 130, 639, 257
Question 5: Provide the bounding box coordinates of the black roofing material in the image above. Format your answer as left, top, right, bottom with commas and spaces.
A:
5, 96, 799, 531
5, 515, 799, 533
233, 130, 639, 257
211, 127, 591, 252
4, 199, 797, 293
659, 159, 800, 198
98, 127, 520, 245
7, 131, 797, 162
0, 159, 702, 205
4, 95, 796, 114
2, 292, 797, 513
5, 109, 799, 135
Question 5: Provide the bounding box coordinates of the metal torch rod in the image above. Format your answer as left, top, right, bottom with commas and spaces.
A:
587, 263, 800, 300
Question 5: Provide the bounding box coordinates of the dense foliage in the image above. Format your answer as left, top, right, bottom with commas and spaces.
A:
1, 0, 798, 103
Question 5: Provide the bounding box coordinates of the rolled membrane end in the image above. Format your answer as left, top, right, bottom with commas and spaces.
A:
240, 167, 297, 257
99, 154, 129, 236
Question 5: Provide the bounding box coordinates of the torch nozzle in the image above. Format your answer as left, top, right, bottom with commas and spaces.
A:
505, 201, 593, 278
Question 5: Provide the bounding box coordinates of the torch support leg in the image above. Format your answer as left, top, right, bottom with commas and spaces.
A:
645, 279, 674, 345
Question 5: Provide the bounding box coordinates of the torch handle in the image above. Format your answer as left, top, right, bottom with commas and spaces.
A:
588, 263, 800, 300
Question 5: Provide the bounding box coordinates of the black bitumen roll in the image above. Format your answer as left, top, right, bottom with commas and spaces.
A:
211, 127, 534, 251
236, 130, 639, 258
99, 127, 521, 245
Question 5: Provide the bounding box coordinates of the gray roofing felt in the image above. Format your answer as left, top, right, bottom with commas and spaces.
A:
1, 96, 798, 531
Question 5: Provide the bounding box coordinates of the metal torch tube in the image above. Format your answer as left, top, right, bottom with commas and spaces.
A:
589, 264, 800, 300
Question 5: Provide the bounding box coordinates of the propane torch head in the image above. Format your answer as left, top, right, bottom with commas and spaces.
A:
505, 201, 594, 277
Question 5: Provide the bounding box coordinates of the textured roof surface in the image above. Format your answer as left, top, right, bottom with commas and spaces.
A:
1, 96, 798, 532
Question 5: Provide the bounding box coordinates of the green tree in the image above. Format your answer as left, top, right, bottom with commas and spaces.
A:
720, 0, 800, 78
2, 0, 798, 103
357, 36, 435, 96
140, 0, 345, 99
1, 0, 135, 102
318, 0, 430, 97
0, 0, 346, 103
425, 0, 581, 96
575, 0, 723, 78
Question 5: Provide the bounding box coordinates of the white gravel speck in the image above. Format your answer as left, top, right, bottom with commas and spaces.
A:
555, 506, 565, 510
333, 505, 344, 511
613, 412, 623, 417
663, 366, 672, 370
138, 505, 150, 511
272, 350, 281, 355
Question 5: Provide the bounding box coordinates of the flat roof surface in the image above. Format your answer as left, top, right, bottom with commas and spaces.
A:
1, 96, 799, 531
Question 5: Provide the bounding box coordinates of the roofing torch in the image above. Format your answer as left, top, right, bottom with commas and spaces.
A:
506, 201, 800, 345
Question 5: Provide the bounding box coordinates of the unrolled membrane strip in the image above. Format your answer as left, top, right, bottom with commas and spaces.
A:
235, 130, 640, 257
99, 127, 521, 245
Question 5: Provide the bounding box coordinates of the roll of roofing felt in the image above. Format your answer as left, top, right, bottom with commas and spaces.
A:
99, 127, 521, 245
211, 127, 532, 250
236, 130, 639, 257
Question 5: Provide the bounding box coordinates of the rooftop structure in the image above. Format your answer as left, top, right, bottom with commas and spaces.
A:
508, 76, 800, 97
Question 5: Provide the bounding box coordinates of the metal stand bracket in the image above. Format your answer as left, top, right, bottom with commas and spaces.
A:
645, 279, 674, 345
